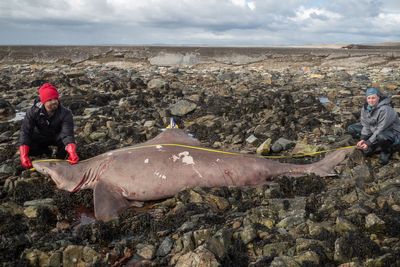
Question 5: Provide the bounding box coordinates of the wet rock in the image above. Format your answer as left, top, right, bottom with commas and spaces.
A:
24, 249, 51, 267
173, 245, 219, 267
269, 256, 300, 267
174, 232, 195, 254
193, 229, 212, 247
351, 164, 373, 184
23, 204, 57, 219
239, 226, 257, 245
291, 141, 320, 155
204, 194, 230, 211
204, 228, 232, 260
89, 131, 107, 141
298, 239, 331, 264
334, 232, 380, 263
136, 243, 156, 260
263, 242, 292, 258
0, 98, 15, 120
246, 134, 258, 145
143, 120, 156, 128
365, 253, 400, 267
147, 78, 167, 90
157, 236, 173, 257
293, 250, 320, 266
271, 138, 296, 153
62, 245, 100, 267
256, 138, 272, 155
0, 163, 15, 174
48, 251, 62, 267
10, 178, 54, 204
335, 216, 358, 234
365, 213, 385, 233
170, 99, 197, 116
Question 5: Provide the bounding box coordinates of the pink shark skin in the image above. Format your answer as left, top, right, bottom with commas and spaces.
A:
33, 129, 352, 221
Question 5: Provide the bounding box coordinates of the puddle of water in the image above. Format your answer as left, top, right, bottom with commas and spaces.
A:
318, 96, 330, 105
6, 111, 26, 122
72, 206, 96, 229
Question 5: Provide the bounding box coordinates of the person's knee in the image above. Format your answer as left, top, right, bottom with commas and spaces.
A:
347, 124, 360, 138
55, 148, 67, 159
30, 146, 52, 156
376, 133, 393, 144
347, 125, 353, 133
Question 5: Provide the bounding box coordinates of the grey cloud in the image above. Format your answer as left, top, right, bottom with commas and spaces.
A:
326, 0, 382, 17
0, 0, 399, 45
309, 12, 329, 21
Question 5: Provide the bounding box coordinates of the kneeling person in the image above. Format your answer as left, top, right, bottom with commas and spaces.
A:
348, 87, 400, 165
18, 83, 79, 169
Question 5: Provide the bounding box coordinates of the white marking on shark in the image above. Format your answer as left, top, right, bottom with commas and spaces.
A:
172, 155, 180, 162
154, 170, 167, 180
192, 167, 203, 178
107, 152, 113, 156
182, 155, 194, 165
144, 159, 149, 164
178, 151, 195, 165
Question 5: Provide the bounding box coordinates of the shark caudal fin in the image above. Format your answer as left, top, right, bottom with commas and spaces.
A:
303, 147, 354, 177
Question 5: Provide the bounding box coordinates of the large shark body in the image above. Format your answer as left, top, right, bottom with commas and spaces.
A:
33, 129, 352, 221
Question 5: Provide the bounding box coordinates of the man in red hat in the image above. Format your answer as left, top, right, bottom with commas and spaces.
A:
18, 83, 79, 169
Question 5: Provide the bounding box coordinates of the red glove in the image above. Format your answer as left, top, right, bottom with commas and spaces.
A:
19, 145, 33, 169
65, 143, 79, 164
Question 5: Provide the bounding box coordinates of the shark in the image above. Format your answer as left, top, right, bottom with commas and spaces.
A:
33, 129, 353, 221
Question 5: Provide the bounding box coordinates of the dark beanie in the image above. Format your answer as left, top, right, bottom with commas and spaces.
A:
38, 83, 59, 104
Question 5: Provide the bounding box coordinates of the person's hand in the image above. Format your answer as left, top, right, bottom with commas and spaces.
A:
65, 143, 79, 164
356, 140, 369, 150
19, 145, 33, 169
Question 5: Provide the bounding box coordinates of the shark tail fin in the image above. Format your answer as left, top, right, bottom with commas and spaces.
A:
301, 147, 354, 177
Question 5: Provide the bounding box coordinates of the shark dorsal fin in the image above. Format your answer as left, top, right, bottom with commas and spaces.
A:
144, 129, 201, 146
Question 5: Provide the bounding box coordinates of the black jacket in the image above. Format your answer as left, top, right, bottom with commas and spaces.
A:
19, 99, 75, 146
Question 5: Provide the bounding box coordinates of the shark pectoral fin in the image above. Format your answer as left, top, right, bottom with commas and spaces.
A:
93, 181, 130, 222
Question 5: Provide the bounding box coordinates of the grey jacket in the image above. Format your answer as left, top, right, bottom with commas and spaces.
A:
360, 96, 400, 145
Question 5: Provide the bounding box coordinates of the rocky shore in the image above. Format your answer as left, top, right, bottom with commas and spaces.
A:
1, 46, 400, 266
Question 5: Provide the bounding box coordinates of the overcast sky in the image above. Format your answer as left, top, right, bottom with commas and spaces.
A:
0, 0, 399, 46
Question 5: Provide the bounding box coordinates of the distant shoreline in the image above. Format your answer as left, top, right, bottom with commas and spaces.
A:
1, 44, 400, 67
0, 41, 399, 50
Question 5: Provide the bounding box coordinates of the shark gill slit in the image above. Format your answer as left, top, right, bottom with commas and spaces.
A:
71, 170, 88, 192
72, 165, 98, 192
82, 162, 106, 189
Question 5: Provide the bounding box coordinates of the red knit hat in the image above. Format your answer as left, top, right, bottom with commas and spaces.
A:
38, 83, 59, 104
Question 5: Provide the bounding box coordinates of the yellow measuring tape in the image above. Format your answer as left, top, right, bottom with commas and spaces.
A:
116, 143, 355, 159
30, 144, 355, 172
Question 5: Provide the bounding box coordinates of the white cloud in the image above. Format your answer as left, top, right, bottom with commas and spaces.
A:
292, 7, 341, 22
230, 0, 256, 10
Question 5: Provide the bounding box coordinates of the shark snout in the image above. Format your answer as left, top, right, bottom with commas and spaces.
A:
32, 160, 82, 192
32, 162, 50, 175
32, 161, 63, 187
